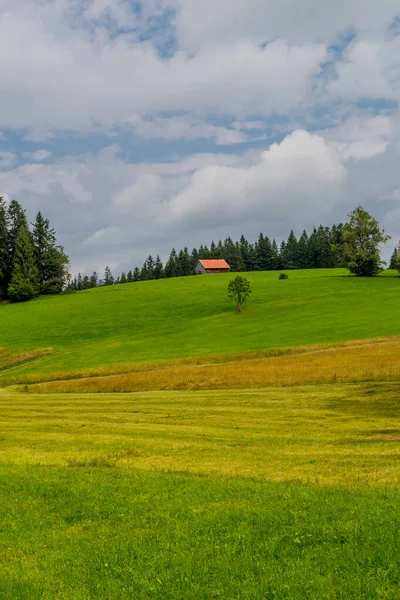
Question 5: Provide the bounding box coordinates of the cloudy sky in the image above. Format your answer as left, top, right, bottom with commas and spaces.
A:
0, 0, 399, 274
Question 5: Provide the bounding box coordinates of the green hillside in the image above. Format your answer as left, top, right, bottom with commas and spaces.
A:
1, 268, 399, 376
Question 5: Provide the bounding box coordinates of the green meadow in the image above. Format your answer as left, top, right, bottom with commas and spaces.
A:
1, 268, 400, 376
1, 269, 400, 598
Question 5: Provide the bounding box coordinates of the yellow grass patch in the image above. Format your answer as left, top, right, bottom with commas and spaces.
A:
0, 347, 52, 372
26, 336, 400, 393
2, 382, 400, 485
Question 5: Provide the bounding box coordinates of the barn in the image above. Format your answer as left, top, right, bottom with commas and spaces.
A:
195, 259, 231, 274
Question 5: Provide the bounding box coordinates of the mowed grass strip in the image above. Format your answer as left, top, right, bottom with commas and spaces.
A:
2, 466, 400, 600
27, 336, 400, 393
0, 347, 51, 372
2, 383, 400, 485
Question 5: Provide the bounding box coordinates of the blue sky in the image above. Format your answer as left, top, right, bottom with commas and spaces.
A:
0, 0, 399, 274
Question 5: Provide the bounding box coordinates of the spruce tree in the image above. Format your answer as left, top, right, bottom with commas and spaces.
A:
297, 230, 309, 268
153, 255, 164, 279
126, 270, 133, 283
133, 267, 140, 282
8, 224, 39, 302
120, 271, 127, 284
32, 211, 69, 294
6, 200, 28, 290
0, 197, 8, 298
90, 272, 99, 287
165, 248, 179, 278
104, 266, 114, 285
390, 247, 398, 270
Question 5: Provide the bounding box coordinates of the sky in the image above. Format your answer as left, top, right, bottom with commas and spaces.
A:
0, 0, 399, 275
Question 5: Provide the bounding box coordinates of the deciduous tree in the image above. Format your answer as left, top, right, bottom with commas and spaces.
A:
227, 276, 252, 313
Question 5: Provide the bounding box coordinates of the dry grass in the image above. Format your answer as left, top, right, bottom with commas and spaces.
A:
3, 382, 400, 485
0, 347, 51, 372
26, 336, 400, 394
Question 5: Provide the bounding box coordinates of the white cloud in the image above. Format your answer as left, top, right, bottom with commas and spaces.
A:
169, 130, 346, 226
320, 115, 393, 160
23, 150, 53, 162
127, 115, 249, 144
167, 0, 399, 49
0, 152, 17, 170
0, 132, 349, 272
328, 38, 400, 101
0, 3, 326, 132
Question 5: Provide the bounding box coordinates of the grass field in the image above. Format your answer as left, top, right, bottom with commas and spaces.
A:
0, 269, 399, 378
2, 269, 400, 598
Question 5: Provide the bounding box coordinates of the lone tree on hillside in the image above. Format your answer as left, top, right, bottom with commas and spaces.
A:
228, 275, 252, 312
335, 206, 390, 277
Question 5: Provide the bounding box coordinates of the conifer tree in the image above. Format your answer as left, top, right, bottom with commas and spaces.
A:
7, 224, 39, 302
120, 271, 127, 284
297, 230, 309, 268
32, 211, 69, 294
90, 272, 98, 288
6, 200, 28, 290
126, 270, 133, 283
133, 267, 140, 282
390, 247, 398, 270
104, 266, 114, 285
0, 197, 8, 298
153, 255, 164, 279
165, 248, 179, 278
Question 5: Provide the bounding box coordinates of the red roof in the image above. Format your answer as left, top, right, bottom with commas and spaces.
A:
199, 259, 230, 269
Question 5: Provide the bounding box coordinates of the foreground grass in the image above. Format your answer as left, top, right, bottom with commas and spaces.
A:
2, 466, 400, 599
1, 269, 400, 376
24, 335, 400, 393
3, 381, 400, 597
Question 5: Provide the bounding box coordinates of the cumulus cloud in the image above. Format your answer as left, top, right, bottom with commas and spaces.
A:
0, 132, 352, 273
320, 115, 394, 160
23, 150, 53, 162
169, 130, 346, 227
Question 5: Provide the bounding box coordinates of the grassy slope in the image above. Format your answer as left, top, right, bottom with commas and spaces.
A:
2, 269, 400, 598
1, 268, 400, 377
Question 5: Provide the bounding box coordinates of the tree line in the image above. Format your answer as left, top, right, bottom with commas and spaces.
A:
70, 223, 346, 290
0, 198, 69, 302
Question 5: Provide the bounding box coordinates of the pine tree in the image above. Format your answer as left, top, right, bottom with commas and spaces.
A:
120, 271, 127, 284
126, 270, 133, 283
76, 273, 83, 291
104, 266, 114, 285
6, 200, 28, 290
284, 230, 299, 269
153, 255, 164, 279
190, 247, 199, 271
7, 224, 39, 302
0, 197, 8, 298
165, 248, 179, 278
178, 247, 191, 276
271, 239, 279, 270
133, 267, 140, 282
32, 211, 69, 294
90, 272, 98, 288
297, 230, 309, 269
389, 247, 398, 270
82, 275, 90, 289
256, 234, 275, 270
